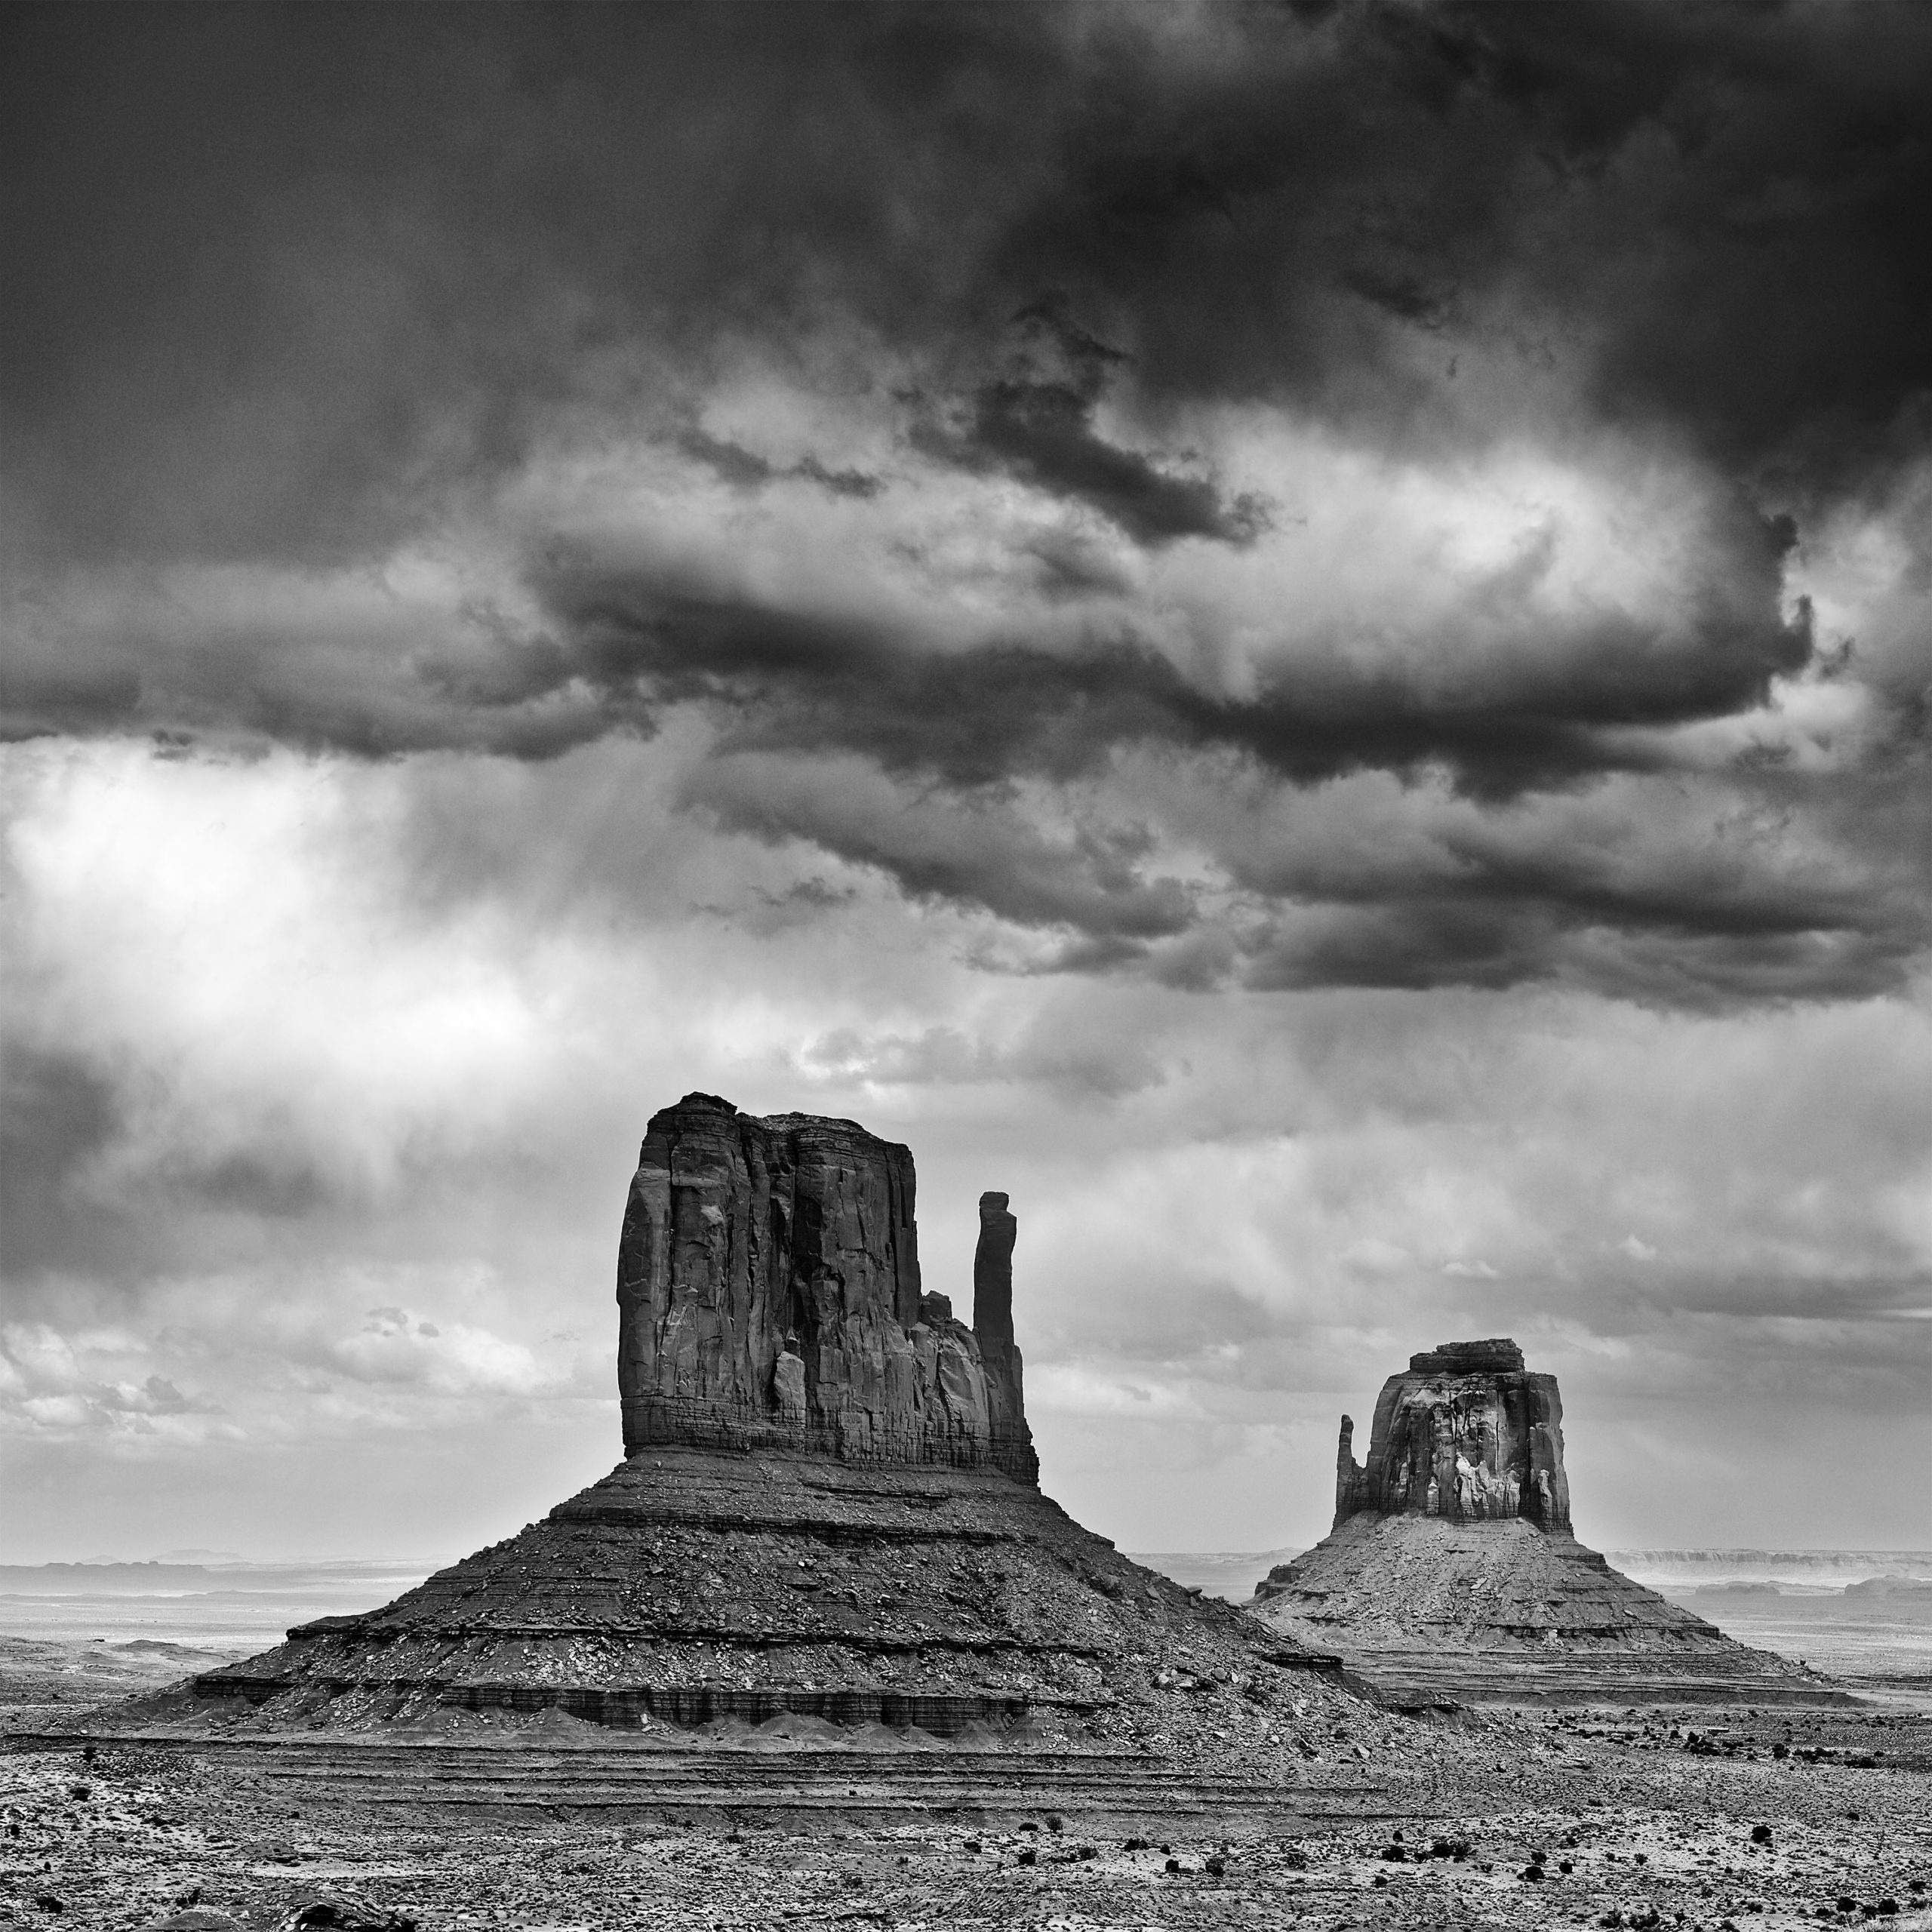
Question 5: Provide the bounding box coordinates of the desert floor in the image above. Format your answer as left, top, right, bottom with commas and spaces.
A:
3, 1636, 1930, 1932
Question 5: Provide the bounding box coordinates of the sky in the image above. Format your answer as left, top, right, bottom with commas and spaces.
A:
3, 0, 1930, 1565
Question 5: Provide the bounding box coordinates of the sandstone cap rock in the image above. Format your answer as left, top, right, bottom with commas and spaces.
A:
617, 1092, 1035, 1482
1334, 1334, 1569, 1533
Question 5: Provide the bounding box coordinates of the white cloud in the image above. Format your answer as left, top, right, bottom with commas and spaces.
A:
3, 735, 1930, 1556
331, 1307, 552, 1397
2, 740, 565, 1202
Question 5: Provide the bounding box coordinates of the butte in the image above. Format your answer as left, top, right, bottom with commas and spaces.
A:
162, 1094, 1354, 1767
1247, 1339, 1850, 1709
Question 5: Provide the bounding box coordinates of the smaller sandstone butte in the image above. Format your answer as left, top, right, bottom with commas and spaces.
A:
617, 1095, 1035, 1482
1333, 1338, 1570, 1532
1254, 1339, 1848, 1707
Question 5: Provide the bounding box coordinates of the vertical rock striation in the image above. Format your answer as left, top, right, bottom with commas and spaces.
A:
1332, 1337, 1571, 1533
617, 1094, 1037, 1482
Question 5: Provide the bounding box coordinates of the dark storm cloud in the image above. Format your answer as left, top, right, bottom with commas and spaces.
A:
685, 752, 1196, 943
681, 432, 882, 500
5, 0, 1930, 1000
0, 1050, 124, 1278
913, 303, 1271, 546
501, 564, 1920, 992
0, 1043, 335, 1289
946, 371, 1267, 547
997, 0, 1932, 485
9, 1, 1931, 558
1, 1, 1063, 565
1247, 897, 1920, 1004
527, 554, 1809, 796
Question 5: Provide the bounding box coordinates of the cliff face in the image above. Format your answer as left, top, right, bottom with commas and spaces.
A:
617, 1094, 1036, 1482
1332, 1338, 1571, 1533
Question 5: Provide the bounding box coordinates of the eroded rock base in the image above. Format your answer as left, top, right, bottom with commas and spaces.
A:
140, 1446, 1346, 1742
1253, 1515, 1851, 1708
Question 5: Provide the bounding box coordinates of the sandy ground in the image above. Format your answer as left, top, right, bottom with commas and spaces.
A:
4, 1641, 1930, 1931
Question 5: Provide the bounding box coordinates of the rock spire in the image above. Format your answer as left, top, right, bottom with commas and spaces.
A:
972, 1190, 1026, 1461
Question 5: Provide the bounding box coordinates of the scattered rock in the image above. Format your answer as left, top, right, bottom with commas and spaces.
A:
281, 1897, 417, 1932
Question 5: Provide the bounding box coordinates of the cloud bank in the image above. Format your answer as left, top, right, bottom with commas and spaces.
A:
2, 2, 1928, 1556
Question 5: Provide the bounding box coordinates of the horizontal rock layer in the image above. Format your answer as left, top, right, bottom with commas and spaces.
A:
177, 1446, 1344, 1737
1251, 1515, 1849, 1708
19, 1728, 1391, 1838
617, 1095, 1035, 1481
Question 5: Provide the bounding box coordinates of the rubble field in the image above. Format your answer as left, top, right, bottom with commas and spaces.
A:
4, 1678, 1927, 1931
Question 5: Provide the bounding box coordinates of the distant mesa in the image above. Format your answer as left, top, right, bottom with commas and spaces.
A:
140, 1095, 1340, 1751
1251, 1338, 1850, 1708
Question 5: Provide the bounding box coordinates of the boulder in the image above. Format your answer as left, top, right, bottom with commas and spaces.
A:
280, 1900, 416, 1932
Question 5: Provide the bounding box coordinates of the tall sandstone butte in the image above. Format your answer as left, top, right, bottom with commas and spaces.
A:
169, 1095, 1337, 1754
616, 1095, 1035, 1481
1254, 1337, 1844, 1707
